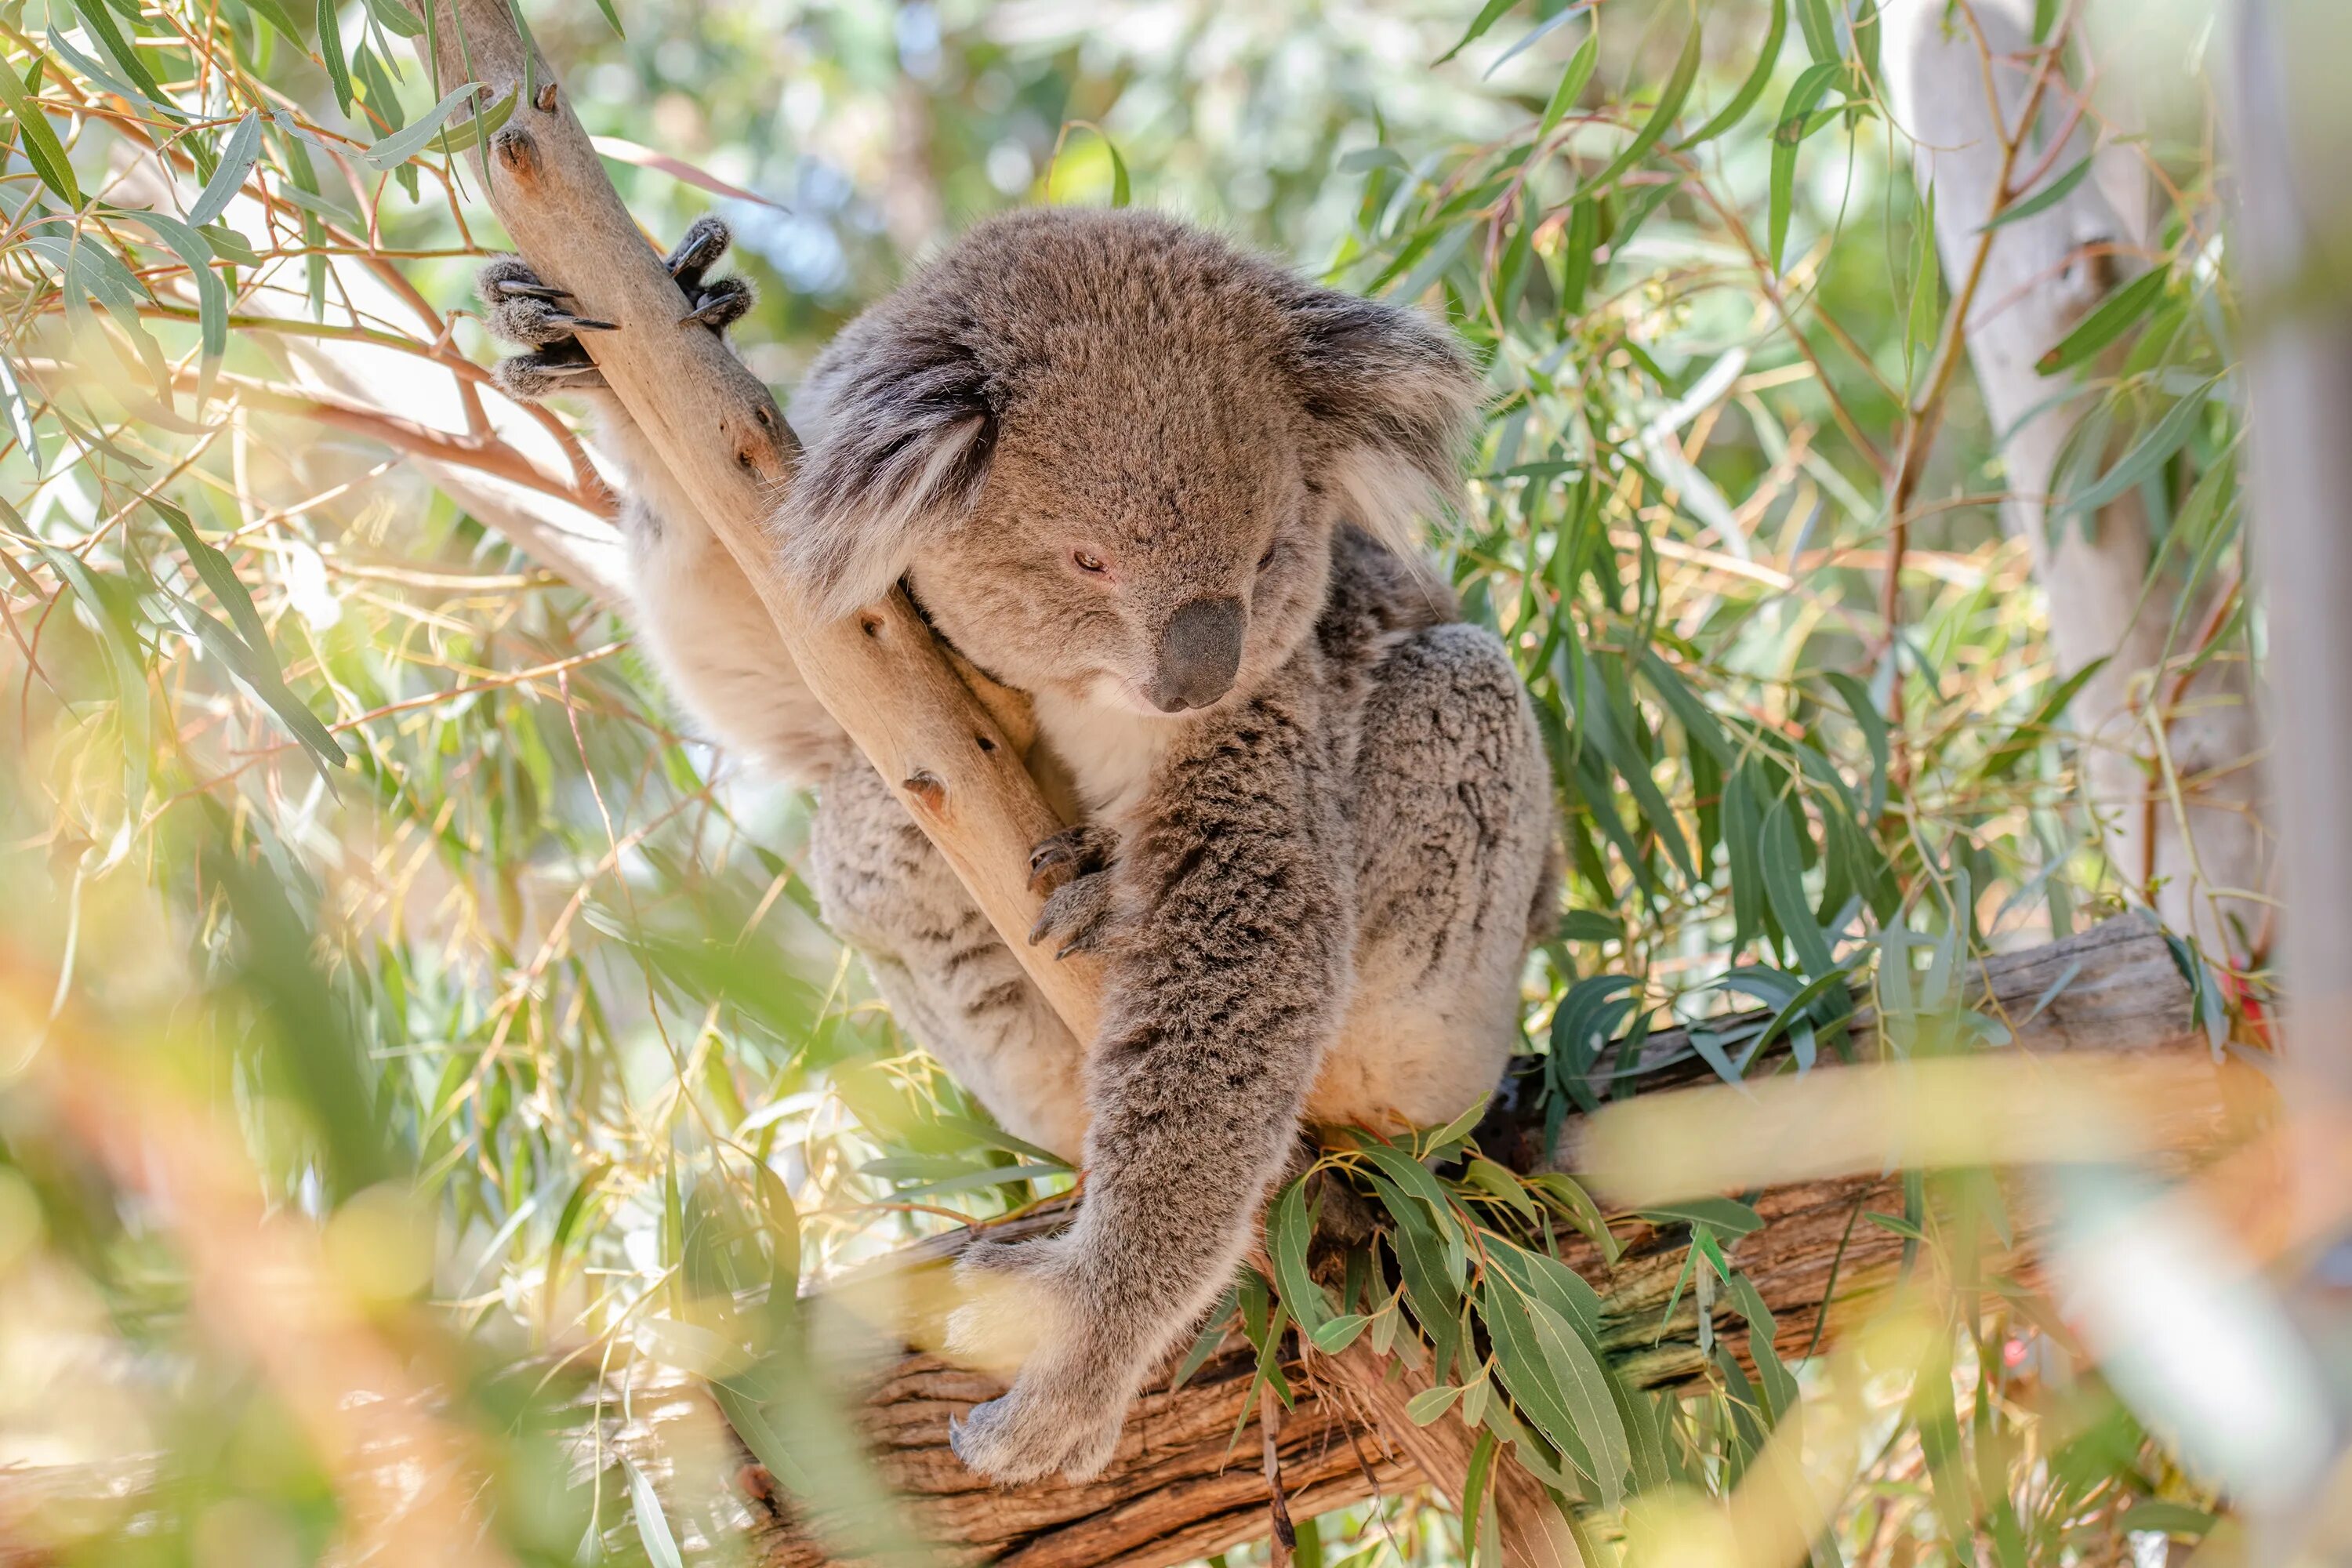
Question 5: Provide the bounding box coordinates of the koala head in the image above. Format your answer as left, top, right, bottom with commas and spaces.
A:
774, 209, 1479, 717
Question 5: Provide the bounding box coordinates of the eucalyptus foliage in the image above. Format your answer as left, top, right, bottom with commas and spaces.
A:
0, 0, 2249, 1563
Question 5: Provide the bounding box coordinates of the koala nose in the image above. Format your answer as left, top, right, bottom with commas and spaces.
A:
1149, 596, 1245, 713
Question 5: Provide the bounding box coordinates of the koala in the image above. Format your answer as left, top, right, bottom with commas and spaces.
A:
479, 209, 1555, 1485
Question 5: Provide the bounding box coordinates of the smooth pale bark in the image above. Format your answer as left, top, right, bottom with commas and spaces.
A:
1884, 0, 2269, 959
2228, 4, 2352, 1552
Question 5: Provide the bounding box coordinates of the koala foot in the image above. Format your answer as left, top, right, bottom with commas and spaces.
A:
946, 1236, 1129, 1484
477, 216, 755, 404
1026, 824, 1120, 959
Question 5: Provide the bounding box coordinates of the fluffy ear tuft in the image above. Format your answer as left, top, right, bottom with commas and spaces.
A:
1281, 287, 1483, 556
772, 322, 998, 619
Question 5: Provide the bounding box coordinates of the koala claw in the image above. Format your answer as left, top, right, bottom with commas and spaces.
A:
477, 218, 749, 405
949, 1385, 1123, 1486
1026, 822, 1116, 896
946, 1238, 1126, 1484
666, 215, 733, 285
1029, 872, 1115, 958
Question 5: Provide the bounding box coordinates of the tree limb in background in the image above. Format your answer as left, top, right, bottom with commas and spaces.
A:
1882, 0, 2270, 964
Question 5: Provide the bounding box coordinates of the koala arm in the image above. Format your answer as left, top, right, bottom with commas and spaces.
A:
949, 673, 1352, 1483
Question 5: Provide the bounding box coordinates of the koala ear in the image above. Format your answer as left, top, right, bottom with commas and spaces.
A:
1281, 286, 1482, 555
774, 322, 997, 619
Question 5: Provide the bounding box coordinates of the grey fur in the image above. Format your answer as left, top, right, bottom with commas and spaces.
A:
478, 209, 1555, 1485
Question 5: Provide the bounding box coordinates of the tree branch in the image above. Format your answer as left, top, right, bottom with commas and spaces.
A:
741, 914, 2204, 1568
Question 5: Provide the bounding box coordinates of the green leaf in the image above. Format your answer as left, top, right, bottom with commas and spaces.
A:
1309, 1313, 1371, 1353
1416, 1094, 1490, 1160
1105, 133, 1131, 208
1406, 1382, 1465, 1425
316, 0, 354, 114
111, 209, 224, 398
71, 0, 167, 103
429, 86, 520, 158
2060, 380, 2216, 524
1863, 1209, 1929, 1242
2038, 266, 2169, 376
1969, 655, 2108, 784
624, 1459, 686, 1568
1485, 9, 1578, 78
358, 81, 491, 169
1461, 1426, 1500, 1568
1639, 1197, 1765, 1237
361, 0, 426, 36
1351, 1134, 1467, 1281
1463, 1156, 1539, 1222
1753, 960, 1856, 1069
45, 24, 180, 122
241, 0, 309, 45
1762, 794, 1837, 975
1537, 30, 1599, 144
1577, 24, 1701, 200
1636, 647, 1733, 764
32, 539, 151, 804
1171, 1289, 1237, 1390
1485, 1279, 1630, 1504
1823, 670, 1889, 816
1983, 152, 2093, 231
1680, 0, 1787, 147
1267, 1178, 1330, 1336
1797, 0, 1841, 63
1769, 63, 1846, 272
1436, 0, 1519, 65
2119, 1502, 2218, 1539
0, 355, 41, 474
172, 597, 347, 775
0, 57, 84, 209
190, 111, 262, 226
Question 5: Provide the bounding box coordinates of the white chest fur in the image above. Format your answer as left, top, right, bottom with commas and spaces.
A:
1032, 684, 1179, 821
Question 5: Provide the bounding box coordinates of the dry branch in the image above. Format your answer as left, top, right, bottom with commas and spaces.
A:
745, 914, 2209, 1568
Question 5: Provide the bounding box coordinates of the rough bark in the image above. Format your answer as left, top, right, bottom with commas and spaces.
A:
1883, 0, 2269, 960
743, 914, 2205, 1568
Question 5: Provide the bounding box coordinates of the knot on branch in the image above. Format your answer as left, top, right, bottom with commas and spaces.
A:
494, 125, 540, 183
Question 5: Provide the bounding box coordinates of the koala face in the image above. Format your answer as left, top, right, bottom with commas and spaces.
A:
775, 209, 1478, 716
899, 328, 1338, 717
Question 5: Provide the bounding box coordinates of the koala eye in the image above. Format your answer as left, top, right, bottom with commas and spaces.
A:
1258, 544, 1278, 572
1072, 549, 1109, 575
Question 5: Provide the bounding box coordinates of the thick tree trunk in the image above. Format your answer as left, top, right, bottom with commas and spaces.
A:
1883, 0, 2269, 960
741, 915, 2205, 1568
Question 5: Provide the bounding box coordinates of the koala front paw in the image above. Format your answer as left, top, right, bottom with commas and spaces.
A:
1026, 824, 1121, 959
946, 1237, 1128, 1484
476, 216, 755, 403
478, 254, 614, 401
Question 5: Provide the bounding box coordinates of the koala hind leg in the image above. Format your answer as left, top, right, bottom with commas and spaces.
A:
1313, 621, 1553, 1133
809, 764, 1091, 1160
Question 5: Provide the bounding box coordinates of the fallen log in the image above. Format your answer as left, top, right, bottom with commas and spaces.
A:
750, 913, 2215, 1568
